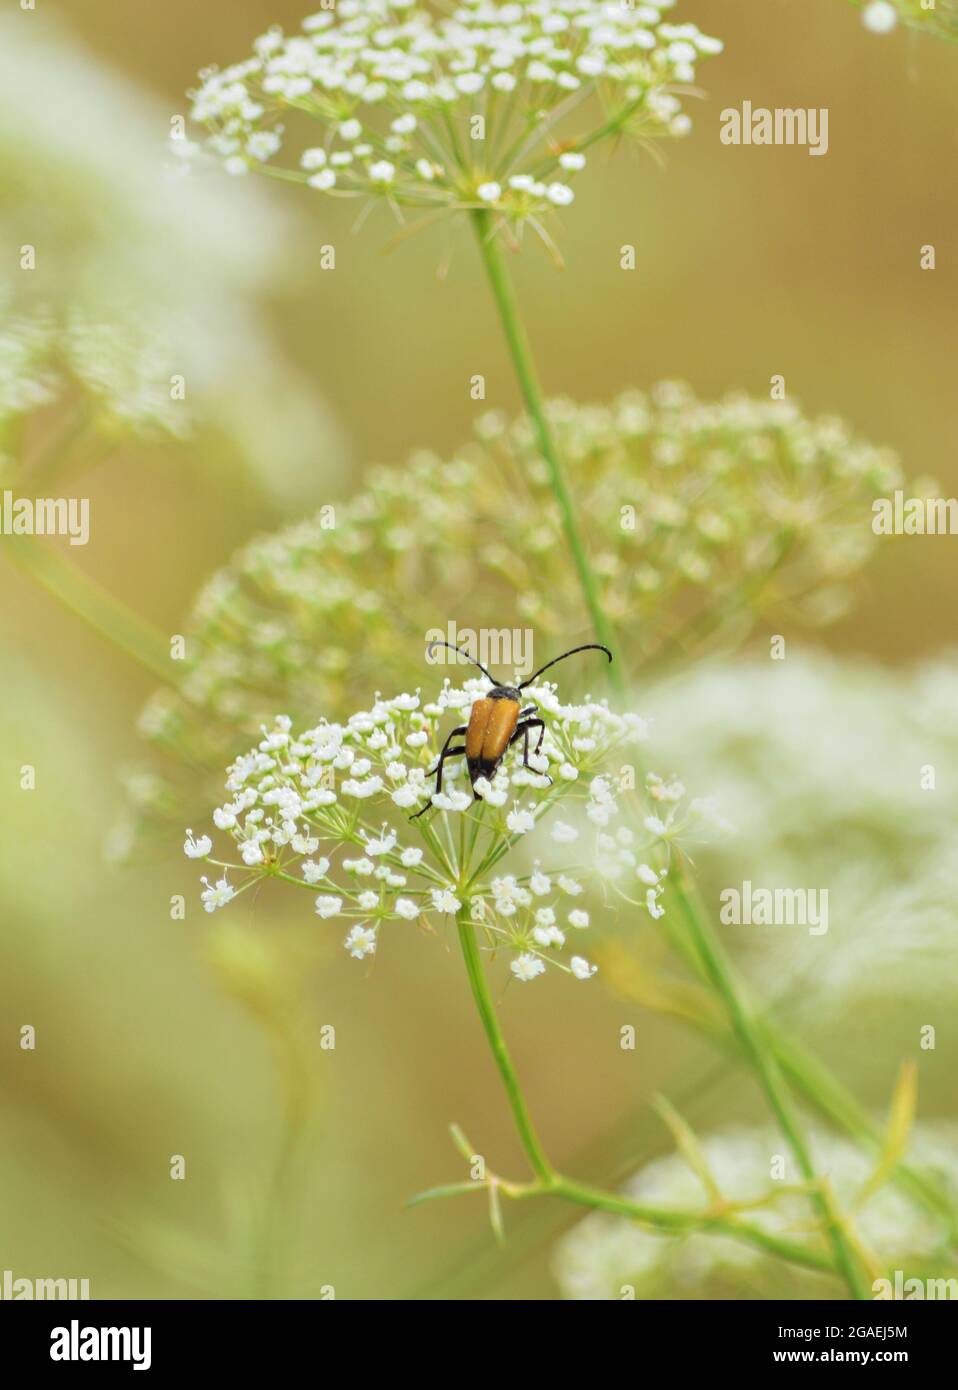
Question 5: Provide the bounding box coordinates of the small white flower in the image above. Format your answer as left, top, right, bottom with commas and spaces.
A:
455, 72, 485, 94
358, 891, 380, 911
431, 887, 462, 914
401, 847, 424, 867
637, 864, 660, 886
362, 827, 397, 857
568, 909, 590, 929
530, 870, 552, 896
433, 789, 472, 813
391, 114, 417, 134
392, 784, 424, 809
291, 832, 319, 855
559, 152, 586, 171
339, 119, 362, 141
302, 858, 331, 884
184, 829, 212, 859
644, 816, 667, 837
546, 182, 574, 207
315, 895, 343, 919
395, 898, 420, 920
647, 889, 666, 920
558, 876, 583, 896
369, 160, 396, 184
551, 821, 579, 844
308, 169, 337, 191
511, 953, 546, 982
200, 875, 234, 913
534, 924, 565, 948
213, 807, 237, 830
301, 147, 327, 170
570, 955, 597, 980
477, 181, 502, 203
239, 839, 265, 866
343, 857, 375, 876
345, 924, 377, 959
862, 1, 898, 34
342, 776, 384, 798
507, 807, 536, 835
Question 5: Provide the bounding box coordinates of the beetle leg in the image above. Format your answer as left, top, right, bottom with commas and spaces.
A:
410, 725, 468, 819
509, 718, 552, 783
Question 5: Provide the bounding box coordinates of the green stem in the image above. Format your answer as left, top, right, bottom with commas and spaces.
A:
5, 537, 171, 682
471, 210, 624, 699
454, 909, 838, 1281
550, 1177, 833, 1276
456, 910, 556, 1184
672, 863, 871, 1299
665, 881, 955, 1227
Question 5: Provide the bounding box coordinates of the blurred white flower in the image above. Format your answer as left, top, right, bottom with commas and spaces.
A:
555, 1120, 958, 1299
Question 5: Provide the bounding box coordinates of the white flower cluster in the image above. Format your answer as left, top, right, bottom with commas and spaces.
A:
189, 1, 721, 226
0, 292, 189, 440
184, 679, 674, 981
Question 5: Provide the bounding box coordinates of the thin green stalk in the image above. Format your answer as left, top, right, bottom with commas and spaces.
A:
457, 911, 556, 1184
453, 908, 838, 1282
5, 538, 171, 682
471, 209, 623, 698
469, 213, 876, 1295
672, 864, 871, 1299
550, 1177, 833, 1276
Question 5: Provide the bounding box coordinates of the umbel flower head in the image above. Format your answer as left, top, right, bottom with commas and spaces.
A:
117, 382, 903, 852
188, 0, 722, 244
183, 677, 678, 981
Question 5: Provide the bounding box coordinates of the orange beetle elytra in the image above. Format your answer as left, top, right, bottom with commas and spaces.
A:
411, 640, 613, 818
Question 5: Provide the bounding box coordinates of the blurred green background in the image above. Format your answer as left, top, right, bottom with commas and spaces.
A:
1, 0, 956, 1299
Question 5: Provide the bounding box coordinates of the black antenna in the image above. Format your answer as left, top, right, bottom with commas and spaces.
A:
518, 643, 613, 690
426, 639, 496, 683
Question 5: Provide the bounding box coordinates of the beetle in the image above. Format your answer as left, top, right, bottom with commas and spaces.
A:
411, 640, 613, 818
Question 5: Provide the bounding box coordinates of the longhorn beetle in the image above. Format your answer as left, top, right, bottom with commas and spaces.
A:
412, 640, 613, 818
